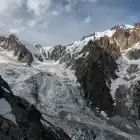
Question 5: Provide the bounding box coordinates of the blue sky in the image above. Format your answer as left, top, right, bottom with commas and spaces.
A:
0, 0, 139, 46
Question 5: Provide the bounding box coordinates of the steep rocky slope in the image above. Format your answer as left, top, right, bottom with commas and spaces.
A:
75, 40, 118, 116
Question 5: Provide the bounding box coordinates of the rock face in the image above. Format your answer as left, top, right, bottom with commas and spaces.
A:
99, 35, 120, 59
75, 40, 118, 116
0, 75, 71, 140
112, 28, 131, 50
0, 34, 34, 66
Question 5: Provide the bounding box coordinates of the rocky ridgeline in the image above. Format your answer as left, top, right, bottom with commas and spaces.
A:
0, 23, 140, 66
46, 23, 140, 63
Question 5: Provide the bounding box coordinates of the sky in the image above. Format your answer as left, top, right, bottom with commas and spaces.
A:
0, 0, 139, 46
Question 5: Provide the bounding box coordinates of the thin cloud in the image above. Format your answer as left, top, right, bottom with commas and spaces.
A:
51, 10, 59, 16
84, 16, 91, 23
27, 20, 37, 27
26, 0, 52, 16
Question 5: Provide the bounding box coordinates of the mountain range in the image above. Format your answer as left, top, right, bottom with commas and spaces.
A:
0, 23, 140, 139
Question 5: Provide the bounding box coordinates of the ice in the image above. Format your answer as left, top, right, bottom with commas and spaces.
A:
0, 99, 11, 115
0, 98, 16, 124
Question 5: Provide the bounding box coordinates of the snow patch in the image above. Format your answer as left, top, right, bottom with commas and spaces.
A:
101, 111, 109, 119
95, 29, 115, 38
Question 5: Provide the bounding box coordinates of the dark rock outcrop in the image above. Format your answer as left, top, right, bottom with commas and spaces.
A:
0, 75, 71, 140
75, 40, 118, 116
111, 23, 140, 50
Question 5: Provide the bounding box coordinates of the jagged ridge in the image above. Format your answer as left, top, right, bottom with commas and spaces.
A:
0, 34, 34, 66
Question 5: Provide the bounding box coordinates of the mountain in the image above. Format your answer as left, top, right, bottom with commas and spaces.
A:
0, 23, 140, 139
0, 34, 34, 66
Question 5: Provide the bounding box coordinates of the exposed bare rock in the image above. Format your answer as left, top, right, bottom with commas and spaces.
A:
99, 35, 120, 59
111, 23, 140, 50
75, 40, 118, 116
112, 28, 131, 50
